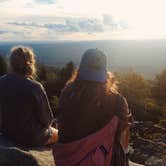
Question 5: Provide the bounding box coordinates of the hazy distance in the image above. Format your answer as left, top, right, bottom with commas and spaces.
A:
0, 40, 165, 78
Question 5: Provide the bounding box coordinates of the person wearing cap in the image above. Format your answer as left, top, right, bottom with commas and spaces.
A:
53, 49, 132, 165
0, 46, 58, 147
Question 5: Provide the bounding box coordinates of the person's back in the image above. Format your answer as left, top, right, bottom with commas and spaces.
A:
57, 81, 120, 143
0, 74, 49, 146
54, 49, 132, 166
0, 46, 58, 147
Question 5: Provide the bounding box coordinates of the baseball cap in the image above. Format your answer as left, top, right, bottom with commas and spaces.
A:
78, 49, 107, 83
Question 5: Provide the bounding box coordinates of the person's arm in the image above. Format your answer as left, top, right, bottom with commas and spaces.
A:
34, 83, 54, 128
116, 95, 133, 153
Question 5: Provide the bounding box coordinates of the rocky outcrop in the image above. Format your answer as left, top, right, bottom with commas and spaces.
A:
130, 121, 166, 166
29, 147, 55, 166
0, 146, 39, 166
0, 134, 54, 166
1, 121, 165, 166
0, 145, 56, 166
0, 145, 142, 166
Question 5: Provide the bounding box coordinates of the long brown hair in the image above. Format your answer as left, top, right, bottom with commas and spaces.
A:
58, 70, 118, 112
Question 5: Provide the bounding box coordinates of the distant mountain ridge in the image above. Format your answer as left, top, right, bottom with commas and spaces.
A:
0, 40, 165, 78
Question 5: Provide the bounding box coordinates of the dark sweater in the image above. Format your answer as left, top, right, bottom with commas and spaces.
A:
0, 74, 53, 147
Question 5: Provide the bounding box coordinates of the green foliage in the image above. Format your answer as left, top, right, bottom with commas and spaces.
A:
117, 71, 150, 106
37, 64, 57, 82
36, 62, 74, 118
37, 64, 47, 82
50, 96, 59, 116
37, 61, 75, 98
116, 71, 163, 122
152, 69, 166, 105
57, 61, 75, 84
0, 55, 7, 76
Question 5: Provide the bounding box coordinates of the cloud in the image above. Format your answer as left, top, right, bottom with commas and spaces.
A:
8, 15, 123, 34
0, 30, 20, 35
33, 0, 57, 4
8, 18, 104, 33
103, 14, 126, 30
0, 0, 127, 41
103, 15, 117, 28
0, 0, 8, 3
77, 19, 103, 32
0, 30, 8, 34
0, 30, 23, 35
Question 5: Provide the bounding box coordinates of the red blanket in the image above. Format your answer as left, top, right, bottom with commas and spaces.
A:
53, 116, 119, 166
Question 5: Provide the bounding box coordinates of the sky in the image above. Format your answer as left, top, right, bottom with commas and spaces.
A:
0, 0, 166, 41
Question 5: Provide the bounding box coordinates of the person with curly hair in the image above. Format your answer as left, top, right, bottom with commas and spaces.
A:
0, 46, 58, 147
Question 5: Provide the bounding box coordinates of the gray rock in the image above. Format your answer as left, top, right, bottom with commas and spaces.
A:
0, 146, 39, 166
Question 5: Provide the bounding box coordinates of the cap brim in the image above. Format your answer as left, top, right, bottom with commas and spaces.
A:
78, 68, 106, 83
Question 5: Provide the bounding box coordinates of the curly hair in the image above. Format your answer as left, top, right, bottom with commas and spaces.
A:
9, 46, 36, 79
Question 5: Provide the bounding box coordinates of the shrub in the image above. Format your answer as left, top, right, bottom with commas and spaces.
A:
0, 55, 7, 76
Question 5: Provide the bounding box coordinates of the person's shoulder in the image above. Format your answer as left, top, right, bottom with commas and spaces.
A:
108, 90, 129, 114
58, 83, 76, 102
0, 74, 9, 80
107, 90, 125, 102
0, 74, 11, 84
0, 74, 11, 80
61, 82, 74, 94
117, 93, 127, 104
0, 75, 6, 87
28, 78, 41, 87
27, 79, 44, 91
114, 93, 130, 120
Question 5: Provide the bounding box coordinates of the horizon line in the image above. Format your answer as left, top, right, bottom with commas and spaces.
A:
1, 38, 166, 44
